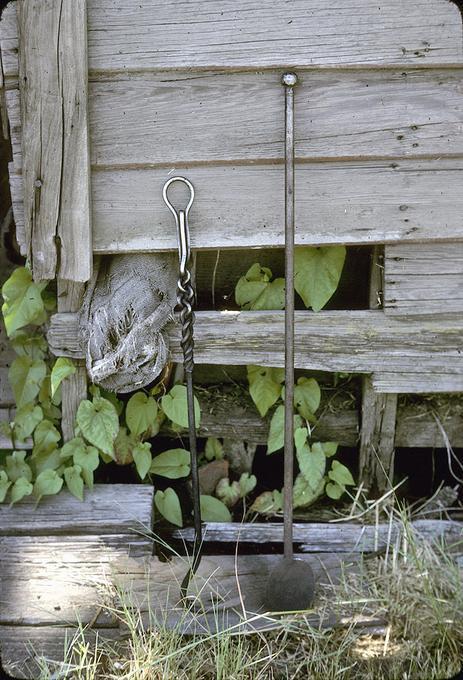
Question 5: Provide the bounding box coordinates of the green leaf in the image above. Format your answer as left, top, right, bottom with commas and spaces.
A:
205, 437, 224, 461
50, 358, 76, 398
32, 448, 62, 475
113, 426, 137, 465
126, 392, 158, 436
161, 385, 200, 429
14, 403, 43, 441
155, 488, 183, 527
296, 442, 326, 491
200, 495, 232, 522
267, 407, 303, 454
10, 331, 47, 360
64, 465, 84, 501
294, 246, 346, 311
60, 438, 100, 473
216, 478, 241, 508
328, 460, 355, 487
5, 451, 33, 482
250, 489, 282, 515
76, 397, 119, 458
150, 448, 190, 479
33, 469, 63, 502
294, 426, 308, 452
293, 473, 326, 509
8, 356, 47, 408
325, 481, 344, 500
133, 441, 152, 480
1, 267, 46, 336
247, 365, 284, 417
32, 420, 60, 458
81, 468, 94, 491
293, 377, 321, 421
238, 472, 257, 497
321, 442, 338, 458
10, 477, 33, 504
235, 264, 285, 310
0, 470, 11, 502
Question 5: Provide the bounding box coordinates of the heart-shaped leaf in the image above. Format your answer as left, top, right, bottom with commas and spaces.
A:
150, 448, 190, 479
133, 441, 152, 480
238, 472, 257, 497
216, 478, 241, 508
6, 451, 33, 482
126, 392, 158, 436
293, 473, 326, 509
14, 403, 43, 441
250, 490, 282, 515
1, 267, 46, 336
10, 477, 33, 504
64, 465, 84, 501
50, 358, 76, 397
267, 407, 303, 454
155, 487, 183, 527
9, 356, 47, 408
200, 495, 232, 522
296, 443, 326, 491
33, 469, 63, 502
32, 420, 60, 458
325, 481, 344, 500
161, 385, 200, 429
205, 437, 224, 461
294, 246, 346, 311
77, 397, 119, 458
293, 377, 321, 421
247, 365, 285, 418
0, 470, 11, 502
328, 460, 355, 487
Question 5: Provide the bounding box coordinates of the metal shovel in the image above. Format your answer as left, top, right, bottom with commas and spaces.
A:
265, 73, 315, 612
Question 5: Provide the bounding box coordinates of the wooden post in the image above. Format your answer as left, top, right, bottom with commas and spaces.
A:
18, 0, 91, 283
57, 280, 87, 442
359, 246, 398, 495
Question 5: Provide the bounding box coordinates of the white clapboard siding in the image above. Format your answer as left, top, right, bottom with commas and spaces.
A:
384, 242, 463, 315
2, 0, 462, 77
47, 310, 463, 384
91, 160, 463, 252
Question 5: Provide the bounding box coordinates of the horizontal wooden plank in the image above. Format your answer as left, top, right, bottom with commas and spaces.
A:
113, 552, 363, 633
48, 310, 463, 380
384, 242, 463, 315
396, 398, 463, 447
92, 160, 463, 252
0, 484, 153, 535
88, 69, 463, 167
0, 535, 150, 626
372, 372, 463, 393
167, 519, 463, 553
0, 626, 120, 680
2, 0, 462, 77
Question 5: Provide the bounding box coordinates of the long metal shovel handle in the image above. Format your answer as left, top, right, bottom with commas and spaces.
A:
282, 73, 298, 561
163, 176, 202, 601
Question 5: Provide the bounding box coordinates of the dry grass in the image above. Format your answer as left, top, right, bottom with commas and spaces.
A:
30, 507, 463, 680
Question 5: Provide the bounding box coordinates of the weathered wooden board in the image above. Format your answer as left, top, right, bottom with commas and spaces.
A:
371, 372, 463, 393
113, 552, 365, 634
0, 485, 153, 536
0, 626, 121, 680
88, 68, 463, 166
166, 520, 463, 553
18, 0, 92, 282
48, 310, 463, 383
2, 0, 462, 77
0, 535, 151, 626
91, 160, 463, 252
395, 399, 463, 448
384, 242, 463, 315
57, 280, 88, 442
0, 366, 13, 405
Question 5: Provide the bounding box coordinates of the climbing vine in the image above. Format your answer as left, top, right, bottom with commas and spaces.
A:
0, 266, 235, 525
234, 246, 356, 514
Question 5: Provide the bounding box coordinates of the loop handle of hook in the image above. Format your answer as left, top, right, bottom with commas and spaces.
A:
163, 176, 195, 278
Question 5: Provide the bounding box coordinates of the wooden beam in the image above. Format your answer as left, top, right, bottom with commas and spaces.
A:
91, 160, 463, 253
47, 310, 463, 386
371, 372, 463, 393
0, 484, 153, 536
87, 68, 463, 167
384, 242, 463, 315
3, 0, 461, 76
166, 520, 463, 553
18, 0, 91, 282
57, 280, 87, 441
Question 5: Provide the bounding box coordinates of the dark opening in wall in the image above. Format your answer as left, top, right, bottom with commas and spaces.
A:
195, 245, 373, 311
